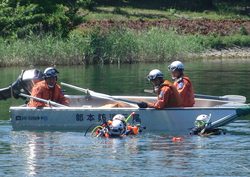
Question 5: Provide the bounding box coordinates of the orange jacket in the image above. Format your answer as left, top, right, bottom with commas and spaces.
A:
127, 125, 139, 135
173, 76, 195, 107
28, 80, 69, 107
149, 80, 182, 109
95, 121, 139, 138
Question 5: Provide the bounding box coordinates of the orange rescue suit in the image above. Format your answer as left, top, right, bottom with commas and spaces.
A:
150, 80, 182, 109
127, 125, 139, 135
28, 80, 69, 107
173, 76, 195, 107
95, 120, 139, 138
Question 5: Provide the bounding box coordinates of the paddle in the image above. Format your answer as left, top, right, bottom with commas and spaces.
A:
144, 89, 246, 103
19, 93, 68, 107
61, 82, 140, 106
194, 94, 246, 103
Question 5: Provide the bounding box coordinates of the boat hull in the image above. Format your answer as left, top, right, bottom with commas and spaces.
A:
10, 106, 240, 134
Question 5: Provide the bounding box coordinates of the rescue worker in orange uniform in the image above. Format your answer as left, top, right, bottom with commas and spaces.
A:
168, 61, 195, 107
137, 69, 182, 109
28, 67, 69, 107
94, 114, 140, 138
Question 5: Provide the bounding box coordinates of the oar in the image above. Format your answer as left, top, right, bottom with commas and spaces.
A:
61, 82, 140, 106
144, 89, 246, 103
194, 94, 246, 103
19, 93, 68, 107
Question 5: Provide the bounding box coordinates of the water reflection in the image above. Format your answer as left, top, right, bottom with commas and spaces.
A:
0, 120, 248, 177
1, 60, 250, 176
26, 136, 36, 176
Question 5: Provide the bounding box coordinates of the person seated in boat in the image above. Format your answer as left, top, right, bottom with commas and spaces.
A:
94, 114, 140, 138
190, 114, 226, 136
168, 61, 195, 107
137, 69, 182, 109
28, 67, 69, 107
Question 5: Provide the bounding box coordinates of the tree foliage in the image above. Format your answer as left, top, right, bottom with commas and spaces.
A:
0, 0, 248, 38
0, 0, 94, 38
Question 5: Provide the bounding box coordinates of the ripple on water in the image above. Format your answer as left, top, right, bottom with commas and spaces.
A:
0, 120, 249, 177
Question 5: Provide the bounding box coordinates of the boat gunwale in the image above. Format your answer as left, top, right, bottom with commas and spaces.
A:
9, 105, 247, 111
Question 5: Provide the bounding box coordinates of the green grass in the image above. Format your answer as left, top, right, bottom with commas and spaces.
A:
90, 0, 250, 20
201, 34, 250, 49
1, 28, 249, 66
0, 35, 89, 66
81, 6, 250, 21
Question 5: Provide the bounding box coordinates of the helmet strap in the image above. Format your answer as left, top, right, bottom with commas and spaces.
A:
175, 77, 183, 83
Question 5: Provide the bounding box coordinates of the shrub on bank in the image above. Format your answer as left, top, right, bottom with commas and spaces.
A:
0, 28, 249, 66
201, 34, 250, 49
83, 28, 205, 64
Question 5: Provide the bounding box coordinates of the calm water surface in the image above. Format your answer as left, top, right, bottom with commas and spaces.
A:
0, 60, 250, 176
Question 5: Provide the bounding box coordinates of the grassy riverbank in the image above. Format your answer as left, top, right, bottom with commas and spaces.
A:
1, 27, 249, 66
0, 0, 249, 66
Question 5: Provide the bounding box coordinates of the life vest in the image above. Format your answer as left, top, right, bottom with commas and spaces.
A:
126, 125, 139, 135
153, 80, 182, 109
173, 76, 195, 107
28, 80, 69, 107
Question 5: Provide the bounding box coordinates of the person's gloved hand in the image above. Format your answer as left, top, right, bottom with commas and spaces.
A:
137, 102, 148, 108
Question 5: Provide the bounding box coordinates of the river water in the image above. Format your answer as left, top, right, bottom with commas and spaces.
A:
0, 60, 250, 176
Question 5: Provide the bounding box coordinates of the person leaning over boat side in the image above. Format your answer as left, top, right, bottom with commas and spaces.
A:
168, 61, 195, 107
137, 69, 182, 109
28, 67, 69, 107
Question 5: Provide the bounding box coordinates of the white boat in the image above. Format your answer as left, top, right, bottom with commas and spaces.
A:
10, 94, 250, 134
4, 69, 250, 134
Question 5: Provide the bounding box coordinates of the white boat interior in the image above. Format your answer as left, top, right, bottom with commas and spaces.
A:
66, 95, 247, 108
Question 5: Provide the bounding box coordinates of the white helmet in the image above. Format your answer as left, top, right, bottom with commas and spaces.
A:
43, 67, 59, 79
168, 61, 184, 72
147, 69, 164, 81
109, 119, 126, 136
112, 114, 125, 122
195, 114, 211, 127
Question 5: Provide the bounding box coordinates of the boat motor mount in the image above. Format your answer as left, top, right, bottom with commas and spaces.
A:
0, 69, 43, 100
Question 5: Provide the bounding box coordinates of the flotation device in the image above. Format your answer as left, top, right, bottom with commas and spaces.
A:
174, 76, 195, 107
126, 125, 139, 135
172, 137, 183, 142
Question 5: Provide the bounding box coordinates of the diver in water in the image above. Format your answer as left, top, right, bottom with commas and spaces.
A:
92, 114, 142, 138
190, 114, 226, 136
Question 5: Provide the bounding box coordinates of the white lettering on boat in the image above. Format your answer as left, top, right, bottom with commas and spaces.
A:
15, 116, 48, 121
